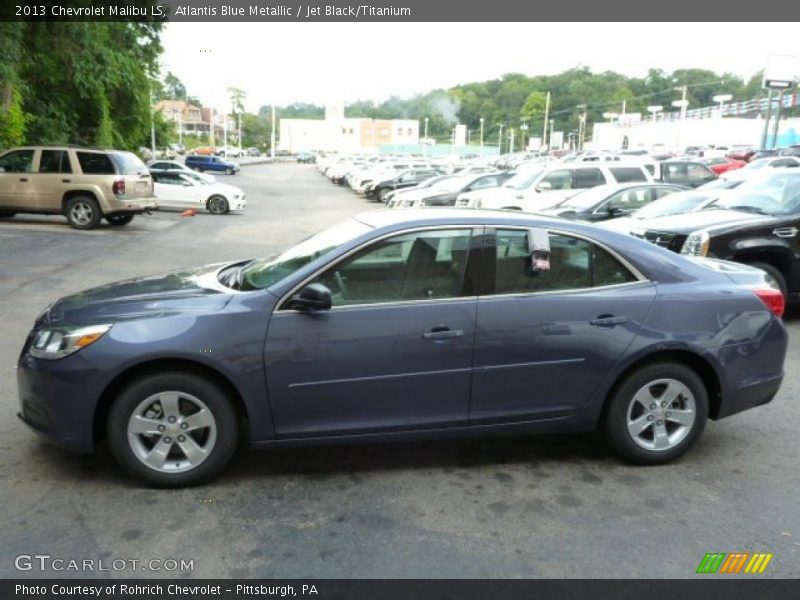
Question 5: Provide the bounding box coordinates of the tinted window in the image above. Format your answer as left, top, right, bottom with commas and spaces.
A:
493, 230, 634, 294
38, 150, 71, 174
0, 149, 35, 173
110, 152, 146, 175
153, 172, 185, 185
606, 188, 650, 212
571, 168, 606, 189
538, 169, 572, 190
610, 167, 647, 183
313, 229, 473, 306
76, 152, 115, 175
772, 158, 799, 168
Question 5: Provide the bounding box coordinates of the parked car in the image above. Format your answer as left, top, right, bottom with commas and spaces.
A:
599, 190, 721, 234
395, 173, 513, 209
743, 156, 800, 171
169, 143, 186, 156
296, 152, 315, 164
458, 163, 653, 211
17, 209, 787, 486
150, 170, 245, 214
184, 154, 240, 175
215, 146, 242, 158
365, 168, 445, 202
630, 170, 800, 301
538, 183, 687, 222
703, 156, 746, 175
189, 146, 215, 156
0, 146, 157, 229
779, 145, 800, 158
245, 147, 261, 157
385, 175, 461, 207
659, 160, 718, 188
147, 160, 216, 183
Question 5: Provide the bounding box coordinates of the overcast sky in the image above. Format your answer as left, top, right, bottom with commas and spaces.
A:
161, 22, 799, 111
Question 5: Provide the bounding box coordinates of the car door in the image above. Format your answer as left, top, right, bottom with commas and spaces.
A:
34, 149, 74, 210
264, 227, 481, 437
0, 149, 36, 209
469, 227, 657, 424
153, 172, 203, 208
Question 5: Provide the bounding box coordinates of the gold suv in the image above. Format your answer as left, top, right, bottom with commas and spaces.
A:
0, 146, 158, 230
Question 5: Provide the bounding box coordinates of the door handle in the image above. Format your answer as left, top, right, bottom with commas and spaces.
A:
19, 178, 28, 182
590, 315, 628, 327
62, 179, 71, 183
422, 326, 464, 340
773, 227, 798, 238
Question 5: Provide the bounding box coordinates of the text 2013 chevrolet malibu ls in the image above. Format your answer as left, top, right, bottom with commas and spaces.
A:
17, 210, 787, 486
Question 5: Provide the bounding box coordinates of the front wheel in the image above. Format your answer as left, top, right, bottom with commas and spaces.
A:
603, 362, 708, 465
225, 167, 234, 175
377, 188, 389, 203
106, 213, 134, 226
207, 195, 230, 215
107, 371, 239, 487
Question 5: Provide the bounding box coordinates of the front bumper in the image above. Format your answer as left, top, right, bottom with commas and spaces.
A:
16, 351, 103, 453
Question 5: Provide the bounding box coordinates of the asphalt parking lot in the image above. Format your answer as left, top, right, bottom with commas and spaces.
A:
1, 163, 798, 579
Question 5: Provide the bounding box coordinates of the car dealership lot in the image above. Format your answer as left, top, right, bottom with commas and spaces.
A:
1, 164, 799, 578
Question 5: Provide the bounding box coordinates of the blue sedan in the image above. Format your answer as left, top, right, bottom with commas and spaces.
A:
17, 210, 787, 486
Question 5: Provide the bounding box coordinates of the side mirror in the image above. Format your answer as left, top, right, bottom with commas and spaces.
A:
287, 283, 332, 311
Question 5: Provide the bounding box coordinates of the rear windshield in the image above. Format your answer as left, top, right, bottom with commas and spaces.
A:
110, 152, 147, 175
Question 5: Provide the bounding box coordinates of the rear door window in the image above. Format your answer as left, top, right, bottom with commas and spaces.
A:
76, 152, 116, 175
38, 150, 72, 173
609, 167, 647, 183
571, 168, 606, 189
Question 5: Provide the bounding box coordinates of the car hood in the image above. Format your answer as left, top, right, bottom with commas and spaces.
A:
630, 209, 770, 235
41, 263, 235, 327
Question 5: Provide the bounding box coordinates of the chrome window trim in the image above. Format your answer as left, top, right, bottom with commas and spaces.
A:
274, 223, 650, 313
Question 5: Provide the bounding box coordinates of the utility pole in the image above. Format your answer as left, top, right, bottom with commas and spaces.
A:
480, 117, 484, 156
149, 86, 156, 154
772, 90, 785, 148
237, 113, 242, 152
270, 104, 276, 159
542, 91, 551, 150
549, 119, 555, 151
498, 123, 504, 154
760, 90, 774, 151
509, 129, 515, 154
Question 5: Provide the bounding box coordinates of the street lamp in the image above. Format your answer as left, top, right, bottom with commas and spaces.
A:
498, 123, 504, 154
423, 117, 429, 156
713, 94, 732, 117
479, 117, 484, 155
520, 122, 529, 152
647, 105, 663, 122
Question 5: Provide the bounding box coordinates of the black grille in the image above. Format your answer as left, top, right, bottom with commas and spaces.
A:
634, 230, 687, 252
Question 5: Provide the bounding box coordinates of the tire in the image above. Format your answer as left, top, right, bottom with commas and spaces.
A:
107, 371, 239, 487
106, 213, 135, 226
65, 195, 102, 230
207, 195, 229, 215
602, 362, 708, 465
196, 167, 204, 173
225, 167, 234, 175
749, 261, 787, 300
0, 210, 16, 218
377, 188, 389, 203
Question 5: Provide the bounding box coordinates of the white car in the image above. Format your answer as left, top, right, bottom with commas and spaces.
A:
456, 163, 653, 212
150, 170, 246, 214
217, 146, 242, 158
148, 160, 216, 184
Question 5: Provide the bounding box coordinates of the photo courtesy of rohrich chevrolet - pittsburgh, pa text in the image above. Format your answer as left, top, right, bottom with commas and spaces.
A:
0, 1, 799, 598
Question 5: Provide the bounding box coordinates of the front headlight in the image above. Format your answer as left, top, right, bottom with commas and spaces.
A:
401, 199, 414, 208
29, 324, 112, 360
681, 230, 710, 257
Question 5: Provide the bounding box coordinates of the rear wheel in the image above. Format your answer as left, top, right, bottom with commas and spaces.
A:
106, 213, 135, 226
107, 371, 239, 487
748, 261, 787, 300
225, 167, 234, 175
0, 210, 16, 218
207, 195, 229, 215
603, 362, 708, 465
377, 188, 389, 203
65, 196, 101, 230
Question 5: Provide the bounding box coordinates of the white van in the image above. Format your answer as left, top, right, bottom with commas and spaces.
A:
456, 162, 653, 212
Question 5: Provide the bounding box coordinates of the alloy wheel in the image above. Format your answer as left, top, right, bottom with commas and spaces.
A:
625, 378, 696, 451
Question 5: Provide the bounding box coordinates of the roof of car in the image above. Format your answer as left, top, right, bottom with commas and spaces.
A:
354, 208, 566, 229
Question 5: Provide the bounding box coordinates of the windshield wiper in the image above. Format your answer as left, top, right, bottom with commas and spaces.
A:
727, 205, 769, 215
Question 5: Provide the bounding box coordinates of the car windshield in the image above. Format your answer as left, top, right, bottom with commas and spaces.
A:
239, 218, 372, 290
633, 192, 712, 219
744, 158, 770, 170
710, 172, 800, 215
558, 186, 619, 210
504, 169, 543, 190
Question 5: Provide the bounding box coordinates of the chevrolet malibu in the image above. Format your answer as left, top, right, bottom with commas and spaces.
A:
17, 210, 787, 486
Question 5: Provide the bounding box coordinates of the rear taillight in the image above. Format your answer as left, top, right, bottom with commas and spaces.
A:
112, 178, 125, 196
754, 288, 785, 317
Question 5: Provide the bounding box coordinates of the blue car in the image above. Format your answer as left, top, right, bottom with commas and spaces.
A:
184, 154, 239, 175
17, 210, 787, 486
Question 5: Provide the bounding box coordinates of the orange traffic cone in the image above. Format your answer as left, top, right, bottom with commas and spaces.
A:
180, 209, 197, 217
